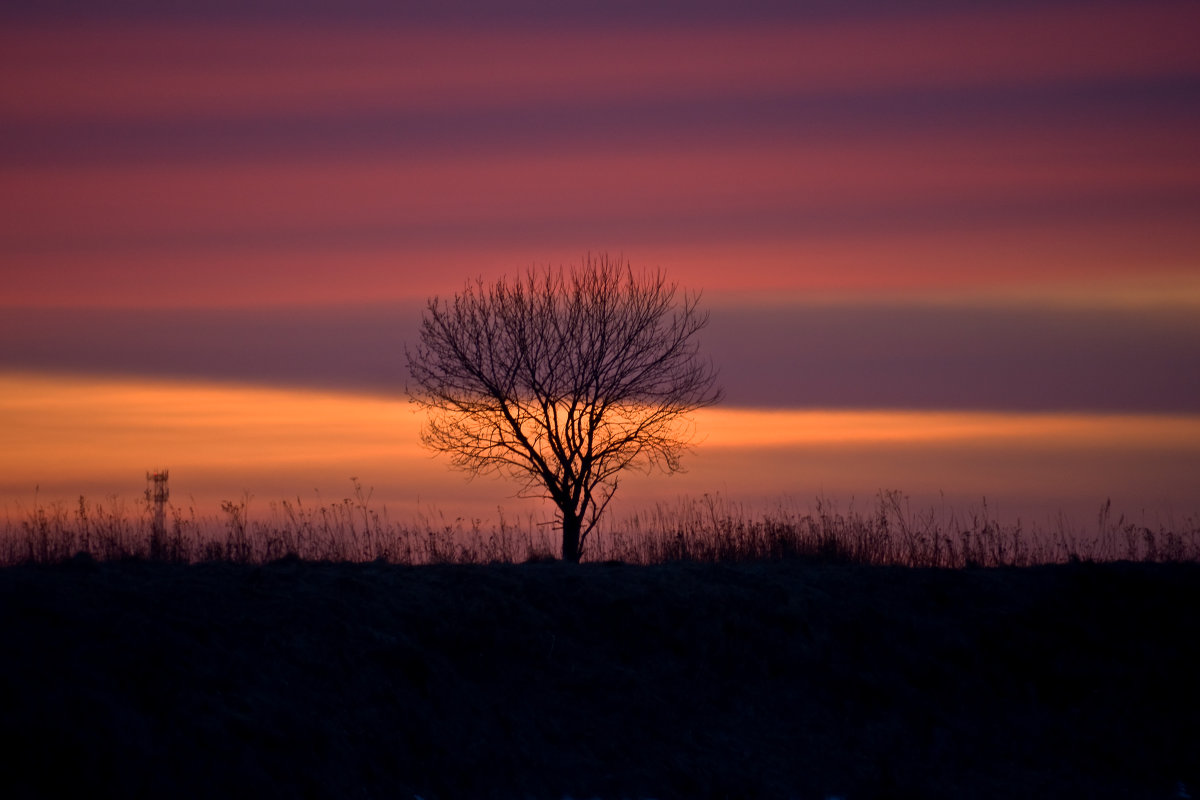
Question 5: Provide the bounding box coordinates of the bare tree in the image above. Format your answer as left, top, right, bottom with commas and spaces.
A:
406, 254, 723, 562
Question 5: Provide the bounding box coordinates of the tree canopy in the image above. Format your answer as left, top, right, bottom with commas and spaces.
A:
406, 254, 722, 561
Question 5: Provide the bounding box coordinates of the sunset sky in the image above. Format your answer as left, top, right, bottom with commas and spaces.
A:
2, 0, 1198, 528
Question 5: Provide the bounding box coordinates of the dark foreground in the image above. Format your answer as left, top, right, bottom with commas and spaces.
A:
1, 557, 1197, 799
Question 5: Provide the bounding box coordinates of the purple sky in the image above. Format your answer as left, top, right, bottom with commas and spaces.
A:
1, 0, 1198, 522
3, 303, 1198, 412
2, 0, 1198, 411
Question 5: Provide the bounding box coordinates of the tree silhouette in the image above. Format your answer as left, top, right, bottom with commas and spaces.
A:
406, 254, 723, 562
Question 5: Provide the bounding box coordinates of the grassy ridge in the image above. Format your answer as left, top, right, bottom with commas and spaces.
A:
7, 490, 1199, 566
2, 557, 1198, 798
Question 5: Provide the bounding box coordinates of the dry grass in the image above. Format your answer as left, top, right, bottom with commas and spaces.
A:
1, 482, 559, 566
599, 492, 1200, 567
4, 485, 1197, 567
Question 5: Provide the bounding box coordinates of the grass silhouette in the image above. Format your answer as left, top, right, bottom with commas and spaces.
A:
3, 485, 1198, 796
4, 486, 1198, 567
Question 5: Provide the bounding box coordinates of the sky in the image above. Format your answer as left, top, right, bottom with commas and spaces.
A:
2, 0, 1198, 529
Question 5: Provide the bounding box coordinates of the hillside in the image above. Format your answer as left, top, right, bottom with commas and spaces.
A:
1, 557, 1197, 799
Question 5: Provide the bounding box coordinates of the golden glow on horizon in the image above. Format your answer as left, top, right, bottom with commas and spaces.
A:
695, 408, 1200, 448
2, 372, 1198, 523
0, 372, 419, 470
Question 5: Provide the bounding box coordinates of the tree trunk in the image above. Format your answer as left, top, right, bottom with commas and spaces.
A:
561, 512, 583, 563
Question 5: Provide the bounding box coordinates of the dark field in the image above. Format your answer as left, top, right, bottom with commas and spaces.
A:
2, 557, 1197, 799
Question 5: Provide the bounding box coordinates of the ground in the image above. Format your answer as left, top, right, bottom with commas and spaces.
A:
1, 557, 1197, 799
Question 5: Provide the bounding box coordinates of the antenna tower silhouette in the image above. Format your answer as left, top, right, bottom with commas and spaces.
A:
146, 469, 169, 551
